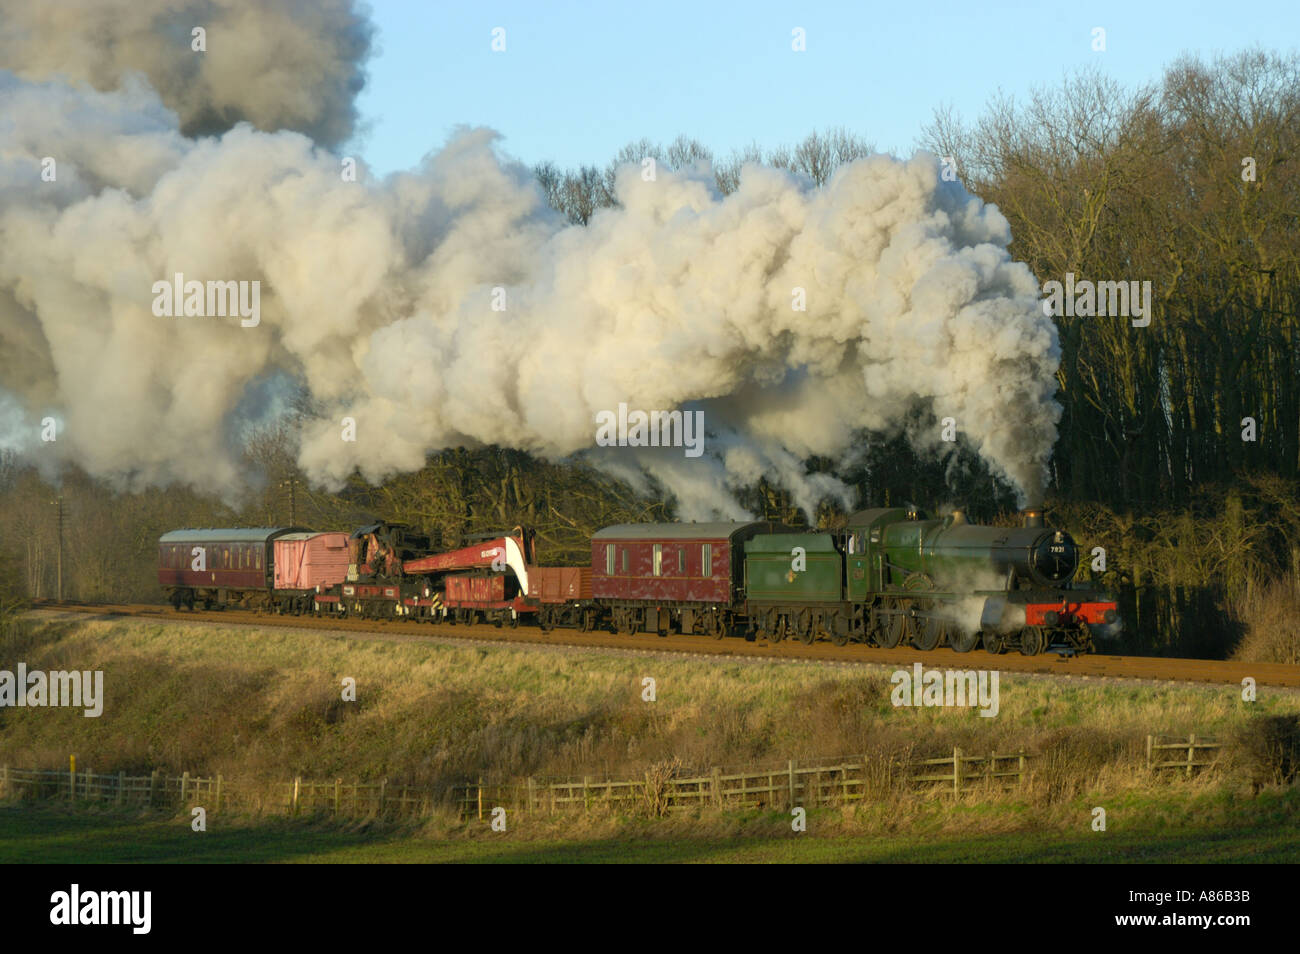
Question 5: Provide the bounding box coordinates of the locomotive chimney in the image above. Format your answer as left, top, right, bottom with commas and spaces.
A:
1021, 506, 1044, 528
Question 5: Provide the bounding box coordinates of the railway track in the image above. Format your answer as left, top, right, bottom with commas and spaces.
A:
28, 600, 1300, 689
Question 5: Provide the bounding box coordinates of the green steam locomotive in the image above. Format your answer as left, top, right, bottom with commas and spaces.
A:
744, 507, 1117, 655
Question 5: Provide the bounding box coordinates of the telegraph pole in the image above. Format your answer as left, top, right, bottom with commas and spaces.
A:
279, 477, 299, 525
54, 494, 63, 602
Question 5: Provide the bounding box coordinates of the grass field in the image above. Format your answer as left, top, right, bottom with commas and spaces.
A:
3, 616, 1295, 785
2, 615, 1299, 863
3, 787, 1298, 863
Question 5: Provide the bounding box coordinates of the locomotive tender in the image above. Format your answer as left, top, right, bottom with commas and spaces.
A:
158, 506, 1117, 655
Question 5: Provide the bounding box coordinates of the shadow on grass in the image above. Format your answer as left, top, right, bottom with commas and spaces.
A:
4, 800, 1299, 863
0, 805, 413, 864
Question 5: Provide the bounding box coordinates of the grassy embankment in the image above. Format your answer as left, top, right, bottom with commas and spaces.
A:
1, 615, 1297, 862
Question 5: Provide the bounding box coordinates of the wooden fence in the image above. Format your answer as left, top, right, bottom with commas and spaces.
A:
451, 748, 1029, 818
1146, 734, 1223, 777
0, 737, 1226, 820
0, 749, 1028, 820
0, 766, 439, 818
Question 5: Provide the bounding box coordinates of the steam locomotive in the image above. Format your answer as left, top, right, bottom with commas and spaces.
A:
158, 507, 1118, 655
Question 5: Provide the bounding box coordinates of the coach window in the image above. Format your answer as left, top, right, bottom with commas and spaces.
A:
621, 548, 628, 573
606, 543, 615, 575
255, 549, 262, 570
677, 547, 685, 574
653, 544, 662, 577
701, 543, 712, 578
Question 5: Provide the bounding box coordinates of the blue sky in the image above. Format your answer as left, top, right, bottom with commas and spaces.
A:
355, 0, 1298, 175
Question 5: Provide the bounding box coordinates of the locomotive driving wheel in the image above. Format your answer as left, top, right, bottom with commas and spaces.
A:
873, 602, 906, 649
982, 630, 1006, 654
948, 626, 980, 653
912, 609, 944, 652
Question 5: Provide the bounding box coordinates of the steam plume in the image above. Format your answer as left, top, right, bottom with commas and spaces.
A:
0, 2, 1061, 518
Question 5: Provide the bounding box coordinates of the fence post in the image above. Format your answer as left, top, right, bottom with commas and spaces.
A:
117, 771, 125, 807
215, 774, 223, 813
292, 776, 300, 815
150, 769, 160, 808
69, 755, 76, 802
788, 759, 796, 809
378, 779, 387, 815
477, 778, 484, 821
180, 771, 189, 805
1187, 733, 1196, 780
712, 767, 721, 808
953, 747, 962, 794
583, 776, 590, 813
1018, 753, 1026, 785
334, 778, 341, 815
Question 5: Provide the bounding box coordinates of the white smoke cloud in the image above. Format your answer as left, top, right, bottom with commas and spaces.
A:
0, 3, 1061, 519
0, 0, 372, 147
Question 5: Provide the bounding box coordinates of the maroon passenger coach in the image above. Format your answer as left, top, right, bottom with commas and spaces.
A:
158, 527, 306, 610
589, 522, 792, 637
